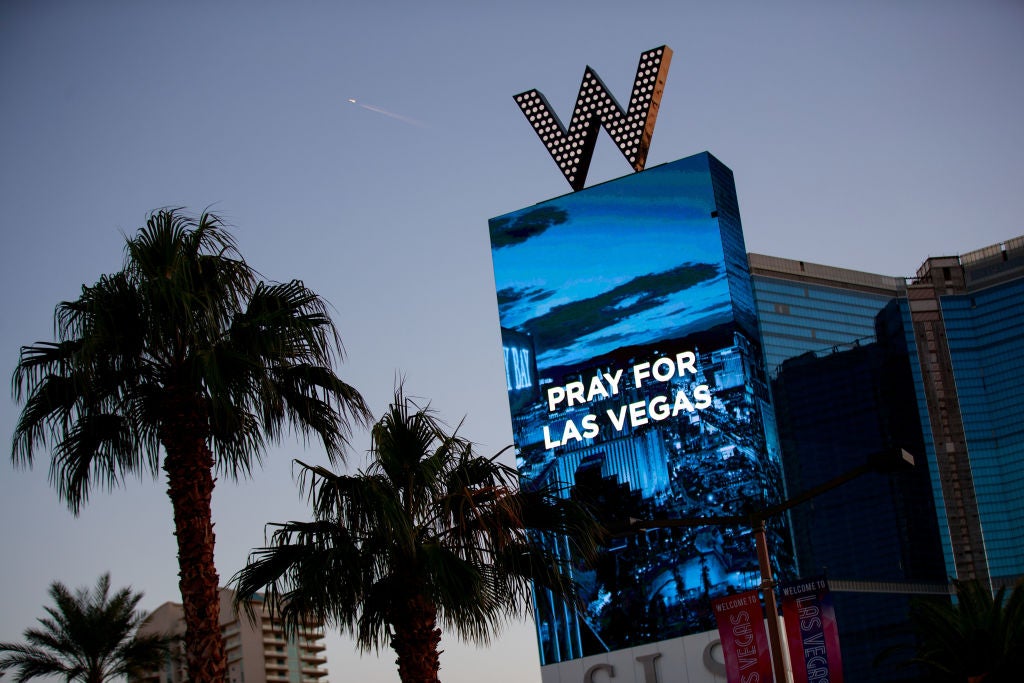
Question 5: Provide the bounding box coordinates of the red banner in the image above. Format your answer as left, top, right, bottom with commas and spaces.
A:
780, 577, 844, 683
712, 590, 775, 683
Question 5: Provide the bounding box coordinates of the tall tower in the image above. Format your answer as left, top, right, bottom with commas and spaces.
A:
750, 253, 946, 682
132, 588, 329, 683
902, 237, 1024, 590
749, 237, 1024, 681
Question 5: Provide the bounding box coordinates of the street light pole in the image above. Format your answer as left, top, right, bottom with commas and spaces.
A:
753, 518, 787, 683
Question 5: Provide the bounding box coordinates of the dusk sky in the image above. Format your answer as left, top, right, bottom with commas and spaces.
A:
2, 2, 1022, 681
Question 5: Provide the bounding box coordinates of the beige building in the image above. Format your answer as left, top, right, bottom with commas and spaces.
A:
133, 587, 328, 683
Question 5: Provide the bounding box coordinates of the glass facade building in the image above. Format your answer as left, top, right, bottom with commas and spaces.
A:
751, 237, 1024, 680
902, 237, 1024, 590
942, 276, 1024, 583
750, 256, 946, 682
748, 255, 902, 378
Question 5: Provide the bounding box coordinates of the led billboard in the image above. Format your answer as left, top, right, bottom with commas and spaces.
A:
488, 152, 789, 668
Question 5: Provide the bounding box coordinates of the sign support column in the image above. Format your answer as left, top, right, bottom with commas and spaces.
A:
755, 520, 788, 683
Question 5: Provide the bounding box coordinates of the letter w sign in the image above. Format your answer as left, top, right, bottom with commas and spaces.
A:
514, 46, 672, 192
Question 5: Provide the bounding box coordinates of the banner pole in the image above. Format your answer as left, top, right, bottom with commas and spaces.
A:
754, 520, 789, 683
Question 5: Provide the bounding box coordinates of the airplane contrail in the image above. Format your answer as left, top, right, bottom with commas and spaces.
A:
347, 98, 426, 128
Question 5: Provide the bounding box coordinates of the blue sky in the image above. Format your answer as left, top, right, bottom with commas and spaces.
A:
2, 2, 1022, 681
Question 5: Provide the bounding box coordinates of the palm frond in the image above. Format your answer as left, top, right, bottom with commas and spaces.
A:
233, 519, 367, 636
11, 341, 82, 401
0, 574, 167, 682
49, 412, 143, 514
11, 372, 80, 467
235, 383, 603, 679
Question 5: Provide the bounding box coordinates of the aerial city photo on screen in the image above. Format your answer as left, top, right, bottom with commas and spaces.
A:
489, 152, 793, 665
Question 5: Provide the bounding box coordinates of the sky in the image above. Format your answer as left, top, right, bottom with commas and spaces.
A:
1, 1, 1022, 681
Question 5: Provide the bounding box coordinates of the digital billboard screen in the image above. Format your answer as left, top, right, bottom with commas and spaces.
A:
488, 152, 789, 666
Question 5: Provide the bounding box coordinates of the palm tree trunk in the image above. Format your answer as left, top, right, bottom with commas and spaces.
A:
161, 398, 226, 683
391, 593, 442, 683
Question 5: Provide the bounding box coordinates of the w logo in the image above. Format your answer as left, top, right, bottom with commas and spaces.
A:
514, 46, 672, 192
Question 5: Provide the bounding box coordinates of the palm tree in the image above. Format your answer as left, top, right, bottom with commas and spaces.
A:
232, 387, 600, 683
0, 574, 167, 683
903, 579, 1024, 683
11, 209, 370, 683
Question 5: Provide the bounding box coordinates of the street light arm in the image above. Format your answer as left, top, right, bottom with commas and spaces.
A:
759, 462, 874, 519
759, 447, 915, 520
